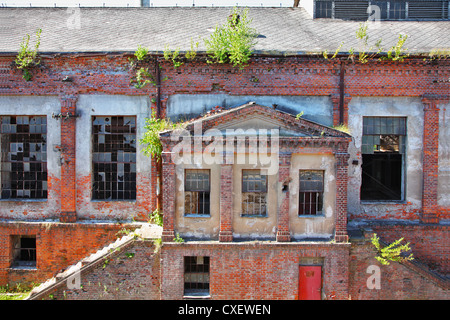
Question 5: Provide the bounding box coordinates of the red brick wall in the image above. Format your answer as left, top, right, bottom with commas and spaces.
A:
370, 224, 449, 274
349, 238, 449, 300
38, 240, 160, 300
0, 222, 131, 286
161, 242, 350, 300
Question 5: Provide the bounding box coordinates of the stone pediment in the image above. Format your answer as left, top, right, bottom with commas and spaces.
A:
164, 102, 350, 139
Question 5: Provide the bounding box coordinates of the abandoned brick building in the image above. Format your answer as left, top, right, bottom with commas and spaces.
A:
0, 2, 448, 300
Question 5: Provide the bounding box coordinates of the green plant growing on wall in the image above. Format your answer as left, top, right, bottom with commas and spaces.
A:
204, 7, 258, 69
140, 111, 183, 160
129, 45, 155, 89
371, 233, 414, 265
149, 208, 163, 226
174, 233, 184, 243
15, 28, 42, 81
163, 39, 199, 69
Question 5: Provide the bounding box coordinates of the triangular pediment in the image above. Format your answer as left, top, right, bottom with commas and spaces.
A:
166, 102, 350, 138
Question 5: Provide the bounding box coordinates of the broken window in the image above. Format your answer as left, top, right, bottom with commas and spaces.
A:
299, 170, 324, 216
11, 235, 36, 268
92, 116, 137, 200
0, 116, 47, 199
361, 117, 406, 201
242, 170, 267, 217
184, 256, 210, 297
184, 169, 210, 216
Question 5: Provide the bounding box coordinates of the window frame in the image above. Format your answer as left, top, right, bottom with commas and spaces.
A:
11, 235, 37, 269
91, 116, 137, 201
184, 169, 211, 216
360, 116, 407, 202
183, 256, 210, 298
298, 170, 325, 216
0, 115, 48, 200
241, 169, 268, 217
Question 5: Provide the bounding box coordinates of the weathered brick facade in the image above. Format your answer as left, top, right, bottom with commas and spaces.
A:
0, 39, 448, 298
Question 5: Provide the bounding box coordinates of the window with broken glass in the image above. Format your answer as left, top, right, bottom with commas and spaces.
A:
92, 116, 137, 200
242, 170, 267, 217
11, 235, 36, 268
299, 170, 324, 216
184, 169, 210, 216
184, 256, 210, 297
0, 116, 47, 200
361, 117, 406, 201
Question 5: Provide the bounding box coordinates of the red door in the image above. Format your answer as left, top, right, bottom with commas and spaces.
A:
299, 265, 322, 300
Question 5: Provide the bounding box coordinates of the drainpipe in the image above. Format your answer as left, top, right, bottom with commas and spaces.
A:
339, 60, 345, 125
155, 58, 163, 211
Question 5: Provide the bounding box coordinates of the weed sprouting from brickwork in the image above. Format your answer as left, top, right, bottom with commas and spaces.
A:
15, 28, 42, 81
370, 233, 414, 265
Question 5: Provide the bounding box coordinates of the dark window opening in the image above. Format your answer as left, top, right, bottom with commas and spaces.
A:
242, 170, 267, 217
0, 116, 47, 199
299, 170, 324, 215
92, 116, 137, 200
361, 117, 406, 201
315, 1, 333, 18
184, 256, 210, 296
11, 235, 36, 268
185, 169, 210, 215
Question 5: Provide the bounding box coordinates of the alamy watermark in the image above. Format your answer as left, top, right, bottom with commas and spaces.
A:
169, 122, 280, 175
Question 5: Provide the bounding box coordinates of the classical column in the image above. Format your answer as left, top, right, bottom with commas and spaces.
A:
161, 152, 176, 242
219, 163, 233, 242
335, 152, 350, 242
276, 153, 291, 242
421, 97, 440, 224
59, 95, 78, 223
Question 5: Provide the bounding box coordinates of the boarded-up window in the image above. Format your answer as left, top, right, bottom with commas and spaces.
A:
0, 116, 47, 199
299, 170, 324, 215
185, 169, 210, 215
242, 170, 267, 216
361, 117, 406, 201
92, 116, 137, 200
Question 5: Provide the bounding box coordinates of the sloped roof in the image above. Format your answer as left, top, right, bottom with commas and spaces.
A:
0, 6, 449, 55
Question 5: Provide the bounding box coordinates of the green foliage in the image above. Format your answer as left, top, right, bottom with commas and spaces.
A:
174, 233, 185, 243
134, 45, 149, 61
332, 124, 351, 134
295, 111, 304, 119
371, 233, 414, 265
15, 28, 42, 81
382, 34, 409, 62
149, 208, 163, 227
323, 22, 408, 64
164, 38, 199, 69
129, 45, 155, 89
163, 45, 184, 69
134, 67, 154, 89
204, 7, 258, 69
140, 111, 179, 160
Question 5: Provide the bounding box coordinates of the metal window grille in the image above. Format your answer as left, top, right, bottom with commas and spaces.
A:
299, 170, 324, 215
0, 116, 47, 199
242, 170, 267, 216
361, 117, 406, 201
184, 169, 210, 215
184, 256, 210, 296
92, 116, 137, 200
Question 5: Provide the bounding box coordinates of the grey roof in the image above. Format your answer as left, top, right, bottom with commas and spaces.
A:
0, 7, 449, 55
